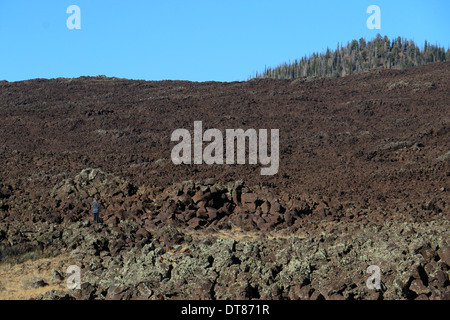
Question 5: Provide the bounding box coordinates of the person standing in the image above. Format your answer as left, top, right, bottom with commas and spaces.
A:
92, 196, 100, 224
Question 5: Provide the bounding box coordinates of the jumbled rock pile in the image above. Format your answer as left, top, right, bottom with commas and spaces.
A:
44, 168, 317, 232
144, 178, 314, 231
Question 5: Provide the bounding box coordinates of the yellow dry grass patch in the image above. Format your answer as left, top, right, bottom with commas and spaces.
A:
212, 227, 264, 242
0, 254, 75, 300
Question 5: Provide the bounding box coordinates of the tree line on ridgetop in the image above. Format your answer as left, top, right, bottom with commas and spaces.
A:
252, 34, 450, 79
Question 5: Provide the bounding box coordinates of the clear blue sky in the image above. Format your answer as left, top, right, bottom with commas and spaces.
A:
1, 0, 449, 82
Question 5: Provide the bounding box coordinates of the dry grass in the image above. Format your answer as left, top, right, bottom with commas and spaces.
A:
211, 227, 264, 242
0, 254, 75, 300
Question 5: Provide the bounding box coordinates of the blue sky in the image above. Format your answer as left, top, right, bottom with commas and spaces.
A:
0, 0, 449, 82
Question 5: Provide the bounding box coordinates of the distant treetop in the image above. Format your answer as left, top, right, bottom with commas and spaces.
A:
252, 34, 450, 80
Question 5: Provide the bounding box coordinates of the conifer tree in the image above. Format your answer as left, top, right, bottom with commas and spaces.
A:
253, 35, 449, 80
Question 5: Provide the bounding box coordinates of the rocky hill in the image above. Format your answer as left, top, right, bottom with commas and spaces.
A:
0, 62, 449, 300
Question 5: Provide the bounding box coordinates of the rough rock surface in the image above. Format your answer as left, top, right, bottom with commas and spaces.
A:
0, 178, 448, 300
0, 62, 449, 300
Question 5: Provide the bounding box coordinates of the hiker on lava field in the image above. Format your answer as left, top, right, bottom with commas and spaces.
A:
92, 195, 100, 224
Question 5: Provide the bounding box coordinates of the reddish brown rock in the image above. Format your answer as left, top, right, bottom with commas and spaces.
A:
309, 290, 325, 300
135, 227, 150, 241
264, 214, 283, 228
327, 294, 346, 300
241, 193, 258, 204
260, 201, 270, 214
314, 202, 329, 217
206, 207, 218, 220
72, 282, 96, 300
419, 246, 435, 260
105, 286, 131, 300
424, 261, 437, 275
435, 270, 449, 288
192, 190, 206, 204
105, 215, 119, 226
289, 199, 311, 214
288, 284, 312, 300
437, 244, 450, 266
284, 211, 297, 226
181, 209, 196, 222
196, 207, 208, 219
410, 279, 429, 295
158, 209, 174, 221
188, 217, 207, 229
177, 194, 192, 205
269, 200, 283, 214
240, 193, 258, 210
217, 202, 233, 216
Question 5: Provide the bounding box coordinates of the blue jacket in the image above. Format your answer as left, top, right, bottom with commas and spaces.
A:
93, 200, 99, 213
